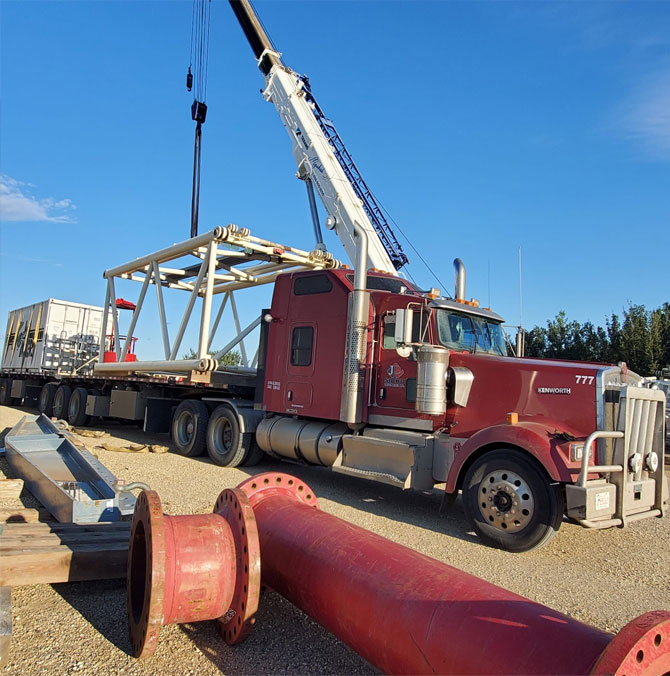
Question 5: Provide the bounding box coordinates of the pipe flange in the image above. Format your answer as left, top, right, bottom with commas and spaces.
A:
213, 488, 261, 645
591, 610, 670, 675
127, 490, 166, 658
236, 472, 320, 511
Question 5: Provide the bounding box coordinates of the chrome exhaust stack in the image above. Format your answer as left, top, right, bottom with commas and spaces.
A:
454, 258, 466, 301
340, 223, 370, 428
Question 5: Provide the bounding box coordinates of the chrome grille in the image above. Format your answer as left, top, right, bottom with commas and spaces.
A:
617, 387, 665, 473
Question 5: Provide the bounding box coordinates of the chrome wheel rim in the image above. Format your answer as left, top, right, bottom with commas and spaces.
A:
477, 469, 534, 532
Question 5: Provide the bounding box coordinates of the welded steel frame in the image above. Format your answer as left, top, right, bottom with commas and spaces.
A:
94, 225, 340, 380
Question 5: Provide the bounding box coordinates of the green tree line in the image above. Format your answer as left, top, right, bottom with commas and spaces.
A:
524, 303, 670, 376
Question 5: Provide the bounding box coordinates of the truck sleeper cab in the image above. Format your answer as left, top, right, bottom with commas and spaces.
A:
256, 268, 667, 552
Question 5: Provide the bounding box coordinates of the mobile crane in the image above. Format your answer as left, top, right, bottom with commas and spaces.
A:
1, 1, 666, 553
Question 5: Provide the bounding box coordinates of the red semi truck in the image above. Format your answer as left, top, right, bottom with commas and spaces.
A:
247, 263, 668, 552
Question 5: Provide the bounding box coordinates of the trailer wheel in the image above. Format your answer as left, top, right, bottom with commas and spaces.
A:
0, 379, 14, 406
52, 385, 72, 420
67, 387, 90, 427
38, 382, 58, 416
172, 400, 209, 457
462, 449, 564, 553
206, 405, 254, 467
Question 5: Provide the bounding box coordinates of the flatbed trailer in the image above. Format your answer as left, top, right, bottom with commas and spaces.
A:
0, 225, 318, 443
0, 369, 257, 432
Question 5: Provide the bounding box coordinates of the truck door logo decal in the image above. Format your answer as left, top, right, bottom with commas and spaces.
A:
387, 363, 404, 378
537, 387, 572, 394
384, 363, 406, 388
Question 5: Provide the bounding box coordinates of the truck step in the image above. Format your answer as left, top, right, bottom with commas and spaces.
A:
331, 461, 406, 488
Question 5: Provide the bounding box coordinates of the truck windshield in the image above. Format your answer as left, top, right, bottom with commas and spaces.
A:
436, 310, 506, 356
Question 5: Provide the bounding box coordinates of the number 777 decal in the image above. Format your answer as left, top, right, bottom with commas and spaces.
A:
575, 375, 595, 385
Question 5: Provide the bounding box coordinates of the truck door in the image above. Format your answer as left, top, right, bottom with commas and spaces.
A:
371, 312, 417, 414
283, 322, 316, 412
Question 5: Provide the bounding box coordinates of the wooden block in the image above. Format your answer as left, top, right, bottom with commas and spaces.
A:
0, 508, 50, 524
0, 521, 131, 536
0, 480, 23, 500
0, 531, 131, 550
0, 543, 129, 586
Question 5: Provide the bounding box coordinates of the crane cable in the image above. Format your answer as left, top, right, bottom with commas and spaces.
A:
187, 0, 212, 238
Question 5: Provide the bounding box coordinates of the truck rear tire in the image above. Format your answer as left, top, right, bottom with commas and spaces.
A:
206, 405, 253, 467
68, 387, 90, 427
38, 382, 58, 416
172, 400, 209, 457
52, 385, 72, 420
462, 449, 564, 553
0, 379, 14, 406
241, 442, 265, 466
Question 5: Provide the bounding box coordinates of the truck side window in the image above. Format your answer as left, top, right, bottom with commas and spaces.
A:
293, 275, 333, 296
291, 326, 314, 366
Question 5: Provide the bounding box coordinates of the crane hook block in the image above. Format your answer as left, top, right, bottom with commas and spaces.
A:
186, 68, 193, 92
191, 100, 207, 124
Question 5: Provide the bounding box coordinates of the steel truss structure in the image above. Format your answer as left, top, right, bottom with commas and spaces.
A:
94, 225, 341, 380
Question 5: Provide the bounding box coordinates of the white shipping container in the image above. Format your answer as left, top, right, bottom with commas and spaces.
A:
2, 299, 104, 374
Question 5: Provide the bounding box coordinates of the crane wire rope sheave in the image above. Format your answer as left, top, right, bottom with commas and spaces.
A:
187, 0, 212, 238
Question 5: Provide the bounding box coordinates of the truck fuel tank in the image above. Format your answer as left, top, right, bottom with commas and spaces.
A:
415, 345, 449, 416
256, 417, 346, 466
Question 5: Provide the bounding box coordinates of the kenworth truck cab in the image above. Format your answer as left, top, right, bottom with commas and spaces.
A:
255, 266, 667, 552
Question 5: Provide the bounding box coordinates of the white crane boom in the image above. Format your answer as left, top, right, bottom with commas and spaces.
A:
229, 0, 408, 275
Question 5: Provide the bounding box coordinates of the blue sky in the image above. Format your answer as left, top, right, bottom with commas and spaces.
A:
1, 1, 669, 360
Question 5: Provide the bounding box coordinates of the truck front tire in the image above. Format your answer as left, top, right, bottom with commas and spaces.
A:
462, 449, 564, 553
172, 400, 209, 457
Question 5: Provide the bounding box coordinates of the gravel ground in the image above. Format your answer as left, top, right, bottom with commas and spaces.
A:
1, 404, 669, 675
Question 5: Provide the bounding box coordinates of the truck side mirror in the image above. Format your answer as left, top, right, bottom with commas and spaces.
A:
395, 308, 413, 358
395, 309, 413, 345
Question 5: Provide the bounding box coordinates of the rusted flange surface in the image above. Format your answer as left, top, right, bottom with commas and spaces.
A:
236, 472, 320, 511
127, 490, 166, 659
591, 610, 670, 675
213, 487, 261, 645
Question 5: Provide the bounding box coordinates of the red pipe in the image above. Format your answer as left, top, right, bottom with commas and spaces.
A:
128, 473, 670, 675
234, 473, 669, 676
127, 488, 261, 657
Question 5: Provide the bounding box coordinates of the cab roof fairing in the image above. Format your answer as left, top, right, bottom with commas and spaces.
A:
429, 298, 505, 323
